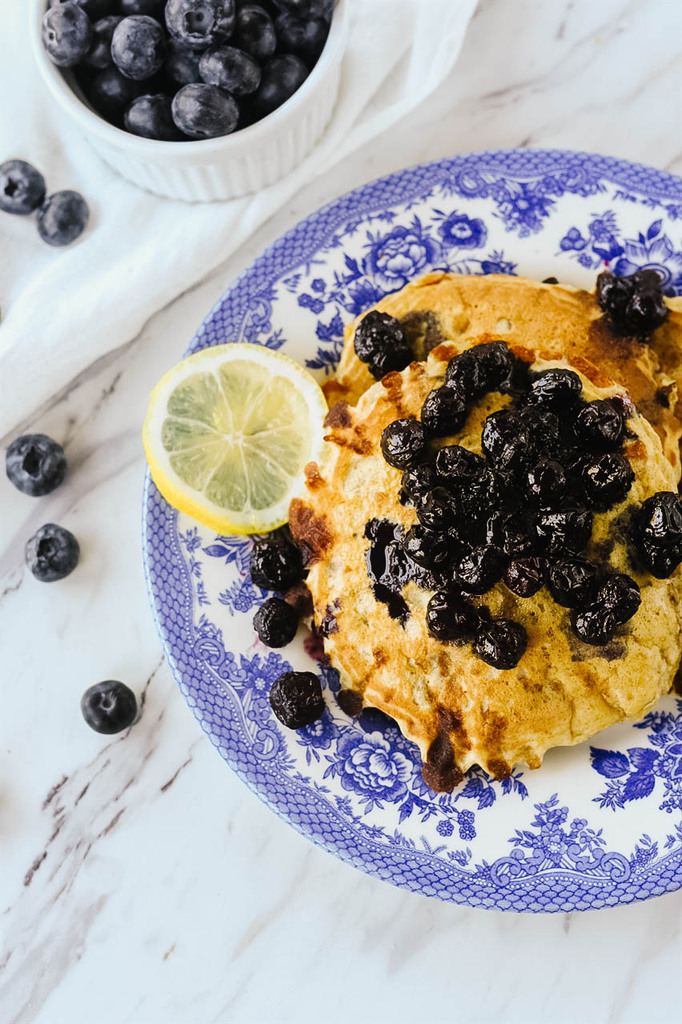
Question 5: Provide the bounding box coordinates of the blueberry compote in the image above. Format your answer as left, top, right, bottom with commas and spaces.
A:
370, 337, 672, 665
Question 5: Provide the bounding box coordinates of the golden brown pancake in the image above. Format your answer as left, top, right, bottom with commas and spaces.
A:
293, 348, 682, 787
324, 273, 682, 482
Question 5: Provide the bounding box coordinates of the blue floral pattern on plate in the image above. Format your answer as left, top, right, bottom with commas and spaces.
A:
143, 150, 682, 911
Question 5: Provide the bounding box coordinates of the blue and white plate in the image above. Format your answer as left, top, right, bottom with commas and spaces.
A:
143, 150, 682, 912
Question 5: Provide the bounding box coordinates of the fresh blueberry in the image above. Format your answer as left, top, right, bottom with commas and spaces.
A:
83, 15, 122, 69
503, 557, 545, 598
632, 491, 682, 579
250, 536, 304, 590
420, 386, 468, 437
434, 445, 485, 485
165, 0, 236, 48
380, 418, 427, 470
25, 523, 80, 582
37, 191, 89, 247
124, 94, 183, 139
88, 66, 141, 122
275, 13, 329, 63
426, 590, 480, 644
120, 0, 164, 14
253, 596, 299, 647
252, 53, 309, 115
402, 524, 453, 570
111, 16, 166, 80
416, 487, 459, 532
48, 0, 112, 18
0, 160, 46, 216
534, 507, 593, 556
473, 618, 528, 669
594, 573, 641, 625
527, 368, 582, 408
269, 670, 325, 728
572, 400, 625, 453
81, 680, 138, 734
42, 3, 93, 68
199, 45, 261, 95
165, 41, 202, 84
526, 458, 567, 506
272, 0, 335, 15
580, 451, 634, 511
171, 83, 239, 138
399, 462, 439, 506
233, 4, 277, 61
454, 545, 505, 595
6, 434, 67, 496
353, 311, 412, 380
571, 607, 617, 647
546, 558, 600, 608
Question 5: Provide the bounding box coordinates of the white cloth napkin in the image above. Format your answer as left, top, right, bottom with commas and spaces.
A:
0, 0, 477, 438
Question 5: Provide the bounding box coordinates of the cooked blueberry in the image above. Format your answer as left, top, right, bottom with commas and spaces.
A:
595, 573, 641, 625
573, 399, 625, 453
527, 368, 582, 408
252, 53, 309, 115
364, 518, 399, 546
199, 45, 261, 95
421, 386, 468, 437
37, 191, 89, 247
635, 538, 682, 580
473, 618, 528, 669
597, 269, 668, 336
253, 596, 299, 647
125, 94, 183, 138
250, 536, 304, 590
42, 3, 92, 67
275, 12, 329, 63
581, 451, 634, 511
25, 523, 80, 582
83, 15, 122, 68
519, 406, 563, 453
632, 491, 682, 578
172, 83, 239, 138
380, 418, 426, 469
111, 16, 166, 80
435, 444, 485, 484
165, 0, 236, 48
88, 66, 141, 122
480, 409, 521, 462
454, 545, 505, 595
471, 341, 521, 394
0, 160, 46, 216
504, 557, 545, 597
353, 311, 411, 380
399, 463, 438, 506
445, 348, 485, 398
484, 509, 535, 558
402, 525, 453, 569
534, 507, 593, 556
120, 0, 164, 14
482, 411, 537, 476
426, 590, 480, 644
81, 680, 138, 734
571, 607, 617, 646
546, 558, 600, 608
269, 670, 325, 728
6, 434, 67, 496
165, 41, 201, 84
416, 487, 459, 531
234, 4, 277, 61
336, 688, 363, 717
526, 458, 567, 506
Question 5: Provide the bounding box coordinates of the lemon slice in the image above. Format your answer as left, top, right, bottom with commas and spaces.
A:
143, 343, 328, 534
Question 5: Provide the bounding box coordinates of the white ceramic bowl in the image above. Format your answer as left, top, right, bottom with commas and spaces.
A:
31, 0, 347, 202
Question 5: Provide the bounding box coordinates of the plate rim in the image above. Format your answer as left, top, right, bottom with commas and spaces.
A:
142, 148, 682, 912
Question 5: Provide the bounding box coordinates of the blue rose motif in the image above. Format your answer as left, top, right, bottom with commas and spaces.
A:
363, 223, 440, 293
334, 730, 412, 804
439, 211, 487, 250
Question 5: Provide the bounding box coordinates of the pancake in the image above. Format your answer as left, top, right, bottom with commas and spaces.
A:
324, 273, 682, 482
292, 349, 682, 785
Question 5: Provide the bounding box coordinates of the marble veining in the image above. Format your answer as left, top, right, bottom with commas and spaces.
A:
1, 0, 681, 1021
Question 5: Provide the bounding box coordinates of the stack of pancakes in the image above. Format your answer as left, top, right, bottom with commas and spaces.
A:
290, 274, 682, 785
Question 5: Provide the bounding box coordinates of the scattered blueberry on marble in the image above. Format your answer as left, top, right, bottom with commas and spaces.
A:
111, 15, 166, 80
125, 93, 183, 139
42, 3, 93, 67
25, 523, 80, 582
81, 680, 138, 734
37, 190, 90, 247
6, 434, 67, 496
0, 160, 46, 216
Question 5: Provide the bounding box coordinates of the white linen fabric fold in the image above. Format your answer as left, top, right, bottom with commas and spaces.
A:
0, 0, 477, 437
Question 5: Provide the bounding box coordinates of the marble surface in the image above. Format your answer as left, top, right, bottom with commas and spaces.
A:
2, 0, 681, 1022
